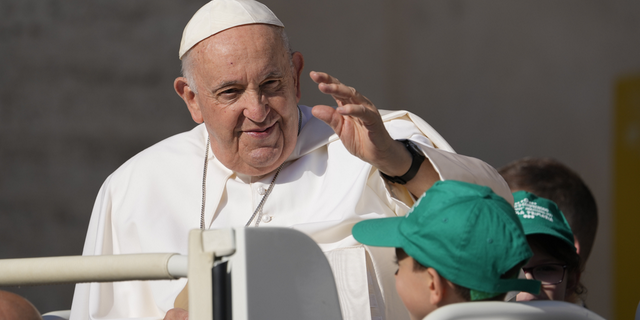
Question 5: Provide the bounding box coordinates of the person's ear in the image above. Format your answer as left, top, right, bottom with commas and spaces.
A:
292, 52, 304, 102
427, 268, 445, 305
174, 77, 203, 124
573, 235, 581, 256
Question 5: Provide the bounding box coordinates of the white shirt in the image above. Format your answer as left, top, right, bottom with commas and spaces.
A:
70, 106, 512, 320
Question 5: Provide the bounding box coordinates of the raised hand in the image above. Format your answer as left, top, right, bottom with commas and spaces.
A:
310, 71, 406, 173
310, 71, 438, 196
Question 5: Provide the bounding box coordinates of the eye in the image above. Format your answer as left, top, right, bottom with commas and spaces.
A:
221, 88, 239, 95
535, 265, 561, 275
261, 79, 282, 92
217, 87, 242, 101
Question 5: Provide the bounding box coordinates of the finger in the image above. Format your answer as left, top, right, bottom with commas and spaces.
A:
310, 71, 356, 101
337, 104, 379, 127
310, 71, 356, 99
309, 71, 340, 85
311, 105, 337, 124
311, 70, 374, 109
317, 82, 356, 99
311, 105, 344, 134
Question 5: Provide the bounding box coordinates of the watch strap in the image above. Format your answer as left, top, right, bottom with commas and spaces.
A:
380, 140, 426, 185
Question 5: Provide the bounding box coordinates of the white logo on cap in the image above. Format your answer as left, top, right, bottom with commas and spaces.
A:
514, 199, 553, 222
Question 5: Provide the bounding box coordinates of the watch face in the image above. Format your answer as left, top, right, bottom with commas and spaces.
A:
404, 140, 426, 160
404, 140, 421, 155
403, 140, 426, 177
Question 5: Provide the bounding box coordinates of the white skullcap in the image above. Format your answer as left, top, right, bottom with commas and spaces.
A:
178, 0, 284, 59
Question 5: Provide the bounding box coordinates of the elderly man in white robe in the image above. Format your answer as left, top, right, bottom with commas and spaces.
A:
70, 1, 512, 319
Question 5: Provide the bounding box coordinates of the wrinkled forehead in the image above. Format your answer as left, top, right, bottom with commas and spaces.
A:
189, 25, 292, 81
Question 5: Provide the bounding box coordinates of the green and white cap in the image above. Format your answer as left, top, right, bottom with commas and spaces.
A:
352, 180, 540, 300
513, 191, 576, 250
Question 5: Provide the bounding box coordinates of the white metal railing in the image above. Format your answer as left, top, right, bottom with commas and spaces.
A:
0, 253, 188, 286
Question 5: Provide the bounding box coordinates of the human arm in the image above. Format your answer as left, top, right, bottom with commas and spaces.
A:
310, 71, 439, 197
70, 143, 199, 319
163, 308, 188, 320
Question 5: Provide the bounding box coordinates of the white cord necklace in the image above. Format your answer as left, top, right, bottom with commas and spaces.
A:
200, 138, 209, 230
200, 107, 301, 229
243, 163, 284, 227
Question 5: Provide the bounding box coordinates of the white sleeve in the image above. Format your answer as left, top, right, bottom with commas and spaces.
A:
69, 175, 170, 320
70, 175, 112, 320
380, 110, 513, 205
416, 140, 514, 205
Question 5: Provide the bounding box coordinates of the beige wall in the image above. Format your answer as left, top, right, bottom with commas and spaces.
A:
2, 0, 639, 318
272, 1, 640, 318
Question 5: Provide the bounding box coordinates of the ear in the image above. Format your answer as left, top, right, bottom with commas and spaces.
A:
573, 235, 581, 256
291, 52, 304, 102
427, 268, 446, 306
174, 77, 203, 124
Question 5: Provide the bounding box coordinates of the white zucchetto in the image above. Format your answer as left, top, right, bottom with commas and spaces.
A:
179, 0, 284, 59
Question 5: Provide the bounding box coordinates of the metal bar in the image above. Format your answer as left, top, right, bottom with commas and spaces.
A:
0, 253, 187, 286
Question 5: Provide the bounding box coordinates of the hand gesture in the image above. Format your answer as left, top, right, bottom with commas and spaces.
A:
310, 71, 438, 196
310, 71, 402, 174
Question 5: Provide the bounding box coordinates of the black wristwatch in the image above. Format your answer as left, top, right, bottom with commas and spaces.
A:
380, 140, 426, 185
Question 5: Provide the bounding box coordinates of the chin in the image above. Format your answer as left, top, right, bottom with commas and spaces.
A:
238, 155, 285, 177
249, 150, 282, 165
241, 137, 296, 176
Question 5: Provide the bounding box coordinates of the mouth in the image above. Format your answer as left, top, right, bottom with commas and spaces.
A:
243, 122, 277, 138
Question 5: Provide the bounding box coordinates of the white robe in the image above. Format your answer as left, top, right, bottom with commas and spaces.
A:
69, 105, 512, 320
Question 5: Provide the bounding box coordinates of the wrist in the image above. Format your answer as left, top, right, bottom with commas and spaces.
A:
379, 140, 426, 185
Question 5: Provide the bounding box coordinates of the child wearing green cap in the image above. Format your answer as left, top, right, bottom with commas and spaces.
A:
512, 191, 583, 304
352, 180, 541, 320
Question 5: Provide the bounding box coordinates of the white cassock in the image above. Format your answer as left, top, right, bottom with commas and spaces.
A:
69, 105, 512, 320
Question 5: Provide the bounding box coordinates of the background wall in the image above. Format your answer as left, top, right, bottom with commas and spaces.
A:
1, 0, 639, 318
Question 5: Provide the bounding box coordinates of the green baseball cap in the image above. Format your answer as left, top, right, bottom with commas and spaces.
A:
512, 191, 576, 250
352, 180, 540, 300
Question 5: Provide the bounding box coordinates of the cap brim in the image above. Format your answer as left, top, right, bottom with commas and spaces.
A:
524, 226, 576, 250
352, 217, 405, 248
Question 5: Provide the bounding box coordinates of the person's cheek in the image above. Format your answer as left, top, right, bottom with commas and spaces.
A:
541, 284, 561, 301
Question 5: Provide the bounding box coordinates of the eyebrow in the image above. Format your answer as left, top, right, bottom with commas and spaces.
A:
210, 71, 286, 93
263, 71, 285, 79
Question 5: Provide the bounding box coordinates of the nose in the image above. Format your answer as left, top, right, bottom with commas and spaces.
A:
242, 90, 270, 123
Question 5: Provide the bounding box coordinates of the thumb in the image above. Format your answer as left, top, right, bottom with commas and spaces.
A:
311, 105, 335, 124
311, 105, 345, 135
